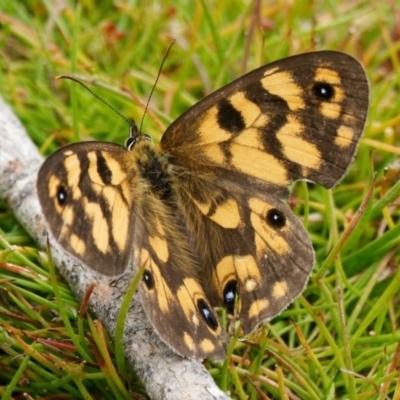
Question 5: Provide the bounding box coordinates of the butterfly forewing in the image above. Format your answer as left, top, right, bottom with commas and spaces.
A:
37, 142, 138, 276
161, 51, 368, 191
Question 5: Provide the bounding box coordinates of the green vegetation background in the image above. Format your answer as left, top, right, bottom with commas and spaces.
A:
0, 1, 399, 399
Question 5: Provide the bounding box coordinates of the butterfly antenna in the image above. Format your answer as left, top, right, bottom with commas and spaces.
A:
57, 40, 174, 137
56, 75, 132, 126
138, 39, 175, 134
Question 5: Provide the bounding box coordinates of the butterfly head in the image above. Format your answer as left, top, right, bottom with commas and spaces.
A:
125, 120, 152, 151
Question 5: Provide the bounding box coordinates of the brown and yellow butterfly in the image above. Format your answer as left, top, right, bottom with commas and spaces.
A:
37, 51, 369, 360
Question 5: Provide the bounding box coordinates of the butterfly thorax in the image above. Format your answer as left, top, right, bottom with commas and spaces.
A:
132, 140, 174, 202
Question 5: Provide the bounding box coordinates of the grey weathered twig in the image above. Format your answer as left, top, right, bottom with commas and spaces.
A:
0, 96, 230, 400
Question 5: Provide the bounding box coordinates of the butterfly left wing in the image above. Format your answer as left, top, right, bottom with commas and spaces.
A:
37, 141, 229, 360
37, 142, 138, 276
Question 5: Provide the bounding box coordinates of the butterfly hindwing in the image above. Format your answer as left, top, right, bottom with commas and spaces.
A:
133, 203, 228, 359
173, 173, 314, 333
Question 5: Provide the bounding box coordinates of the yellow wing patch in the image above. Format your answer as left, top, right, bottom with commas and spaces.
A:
249, 197, 289, 256
276, 114, 321, 171
199, 106, 232, 144
209, 198, 241, 229
230, 144, 289, 185
335, 125, 355, 148
234, 255, 262, 291
272, 281, 288, 299
262, 70, 305, 111
64, 153, 82, 200
229, 91, 263, 126
70, 233, 86, 256
141, 249, 174, 314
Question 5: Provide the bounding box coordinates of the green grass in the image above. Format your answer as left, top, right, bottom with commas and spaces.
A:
1, 1, 400, 399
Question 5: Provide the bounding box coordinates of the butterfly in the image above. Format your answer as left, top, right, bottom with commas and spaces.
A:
37, 51, 369, 360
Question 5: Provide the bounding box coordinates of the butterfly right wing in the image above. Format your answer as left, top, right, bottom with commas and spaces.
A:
160, 51, 368, 334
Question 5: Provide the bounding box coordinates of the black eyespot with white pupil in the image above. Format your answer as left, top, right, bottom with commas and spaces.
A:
197, 299, 219, 331
143, 270, 155, 290
223, 280, 237, 314
57, 185, 67, 206
266, 208, 286, 229
312, 82, 335, 101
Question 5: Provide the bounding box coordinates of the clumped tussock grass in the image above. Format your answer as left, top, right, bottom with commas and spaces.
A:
0, 1, 399, 399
